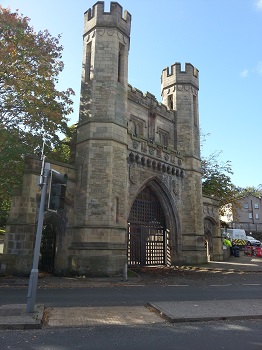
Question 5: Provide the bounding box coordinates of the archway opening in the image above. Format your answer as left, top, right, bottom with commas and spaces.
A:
39, 222, 56, 273
127, 186, 170, 267
204, 218, 214, 261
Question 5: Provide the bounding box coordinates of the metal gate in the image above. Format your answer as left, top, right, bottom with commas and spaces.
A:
204, 219, 214, 261
39, 222, 56, 273
128, 187, 169, 266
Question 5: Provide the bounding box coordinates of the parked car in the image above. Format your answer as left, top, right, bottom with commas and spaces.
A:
245, 236, 261, 246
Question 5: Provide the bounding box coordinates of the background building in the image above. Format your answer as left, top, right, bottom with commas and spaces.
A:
228, 195, 262, 239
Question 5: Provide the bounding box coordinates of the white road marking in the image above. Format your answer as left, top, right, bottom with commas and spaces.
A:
167, 285, 189, 287
209, 284, 232, 287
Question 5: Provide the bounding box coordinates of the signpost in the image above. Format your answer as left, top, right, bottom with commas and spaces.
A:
26, 140, 68, 313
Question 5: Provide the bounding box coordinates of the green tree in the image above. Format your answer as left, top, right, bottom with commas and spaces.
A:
236, 186, 262, 198
0, 6, 74, 145
0, 6, 74, 226
48, 124, 77, 163
0, 199, 10, 229
201, 150, 238, 214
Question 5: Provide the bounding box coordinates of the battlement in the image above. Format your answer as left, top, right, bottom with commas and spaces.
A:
128, 84, 174, 117
84, 1, 131, 37
161, 63, 199, 89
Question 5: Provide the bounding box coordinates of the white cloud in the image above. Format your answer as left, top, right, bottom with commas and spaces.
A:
256, 61, 262, 76
240, 69, 249, 78
241, 62, 262, 78
255, 0, 262, 11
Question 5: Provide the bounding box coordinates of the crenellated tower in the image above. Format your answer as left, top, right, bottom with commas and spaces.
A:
161, 63, 200, 158
79, 1, 131, 125
71, 2, 132, 276
161, 63, 204, 262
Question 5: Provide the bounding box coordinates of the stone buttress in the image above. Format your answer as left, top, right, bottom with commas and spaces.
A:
69, 2, 131, 275
161, 63, 206, 263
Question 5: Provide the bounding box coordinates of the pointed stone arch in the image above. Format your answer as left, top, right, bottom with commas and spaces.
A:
127, 177, 181, 266
204, 216, 217, 261
39, 211, 67, 273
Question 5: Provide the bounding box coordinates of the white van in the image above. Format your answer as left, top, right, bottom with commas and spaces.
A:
222, 229, 247, 246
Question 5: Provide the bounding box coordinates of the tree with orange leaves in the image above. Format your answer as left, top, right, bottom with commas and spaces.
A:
0, 6, 74, 224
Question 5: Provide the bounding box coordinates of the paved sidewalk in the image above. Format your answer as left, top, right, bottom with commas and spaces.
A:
194, 254, 262, 272
45, 298, 262, 328
45, 305, 165, 328
148, 299, 262, 323
1, 254, 262, 329
0, 304, 44, 330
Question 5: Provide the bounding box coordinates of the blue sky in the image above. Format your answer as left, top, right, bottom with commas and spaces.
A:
2, 0, 262, 188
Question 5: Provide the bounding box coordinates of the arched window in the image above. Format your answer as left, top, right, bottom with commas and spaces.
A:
159, 130, 169, 149
132, 119, 143, 137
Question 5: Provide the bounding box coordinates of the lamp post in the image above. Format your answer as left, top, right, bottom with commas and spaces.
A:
26, 161, 50, 313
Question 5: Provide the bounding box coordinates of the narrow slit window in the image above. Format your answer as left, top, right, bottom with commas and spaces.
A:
131, 117, 143, 137
116, 197, 119, 223
135, 123, 141, 136
159, 132, 168, 148
85, 42, 92, 82
118, 43, 124, 83
168, 94, 173, 110
193, 95, 198, 126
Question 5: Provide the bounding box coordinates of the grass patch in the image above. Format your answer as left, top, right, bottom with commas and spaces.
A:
127, 269, 139, 277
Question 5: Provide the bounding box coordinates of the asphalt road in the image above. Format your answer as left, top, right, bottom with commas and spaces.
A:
0, 282, 262, 307
1, 319, 262, 350
1, 268, 262, 349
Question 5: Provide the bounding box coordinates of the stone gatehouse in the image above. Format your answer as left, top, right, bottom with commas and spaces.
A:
1, 2, 223, 276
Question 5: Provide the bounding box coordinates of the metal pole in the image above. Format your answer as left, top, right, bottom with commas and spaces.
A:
26, 162, 50, 313
123, 261, 128, 281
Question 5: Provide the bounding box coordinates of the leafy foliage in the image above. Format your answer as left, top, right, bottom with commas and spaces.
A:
0, 7, 75, 227
236, 186, 262, 198
201, 133, 262, 218
201, 150, 238, 213
48, 124, 77, 163
0, 6, 74, 146
0, 199, 10, 229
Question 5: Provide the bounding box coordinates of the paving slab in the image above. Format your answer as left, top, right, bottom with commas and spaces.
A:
45, 305, 165, 327
148, 299, 262, 323
0, 304, 44, 330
